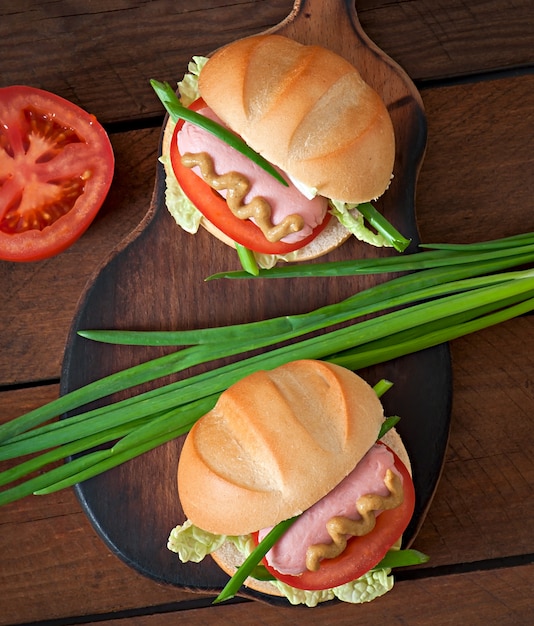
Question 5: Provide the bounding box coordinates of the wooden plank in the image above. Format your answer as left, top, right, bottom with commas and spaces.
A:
415, 318, 534, 565
21, 564, 532, 626
358, 0, 534, 83
0, 1, 532, 124
416, 74, 534, 243
0, 502, 209, 625
0, 386, 209, 626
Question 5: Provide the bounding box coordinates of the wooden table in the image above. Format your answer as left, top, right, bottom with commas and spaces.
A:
1, 1, 533, 624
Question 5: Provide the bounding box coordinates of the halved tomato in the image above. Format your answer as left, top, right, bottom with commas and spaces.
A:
169, 98, 330, 255
255, 444, 415, 591
0, 85, 114, 262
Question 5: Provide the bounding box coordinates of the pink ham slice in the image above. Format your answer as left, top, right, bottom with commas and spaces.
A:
259, 444, 400, 575
177, 107, 328, 244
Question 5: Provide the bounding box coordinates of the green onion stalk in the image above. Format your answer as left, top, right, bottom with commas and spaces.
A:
0, 232, 533, 507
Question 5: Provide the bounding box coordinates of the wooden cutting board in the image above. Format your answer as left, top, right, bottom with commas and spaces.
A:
60, 0, 450, 604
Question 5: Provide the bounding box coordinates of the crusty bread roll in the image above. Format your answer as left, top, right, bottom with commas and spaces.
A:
199, 34, 395, 204
177, 360, 386, 536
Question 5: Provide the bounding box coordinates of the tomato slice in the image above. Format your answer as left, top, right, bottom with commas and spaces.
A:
169, 98, 330, 254
0, 85, 114, 262
255, 444, 415, 591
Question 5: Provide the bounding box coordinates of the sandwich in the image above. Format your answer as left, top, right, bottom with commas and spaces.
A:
168, 360, 422, 606
159, 34, 406, 270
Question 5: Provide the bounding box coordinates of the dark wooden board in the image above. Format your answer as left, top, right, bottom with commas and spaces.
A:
59, 0, 451, 604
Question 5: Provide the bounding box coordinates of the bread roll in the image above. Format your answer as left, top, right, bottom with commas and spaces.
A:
177, 360, 385, 536
199, 34, 395, 204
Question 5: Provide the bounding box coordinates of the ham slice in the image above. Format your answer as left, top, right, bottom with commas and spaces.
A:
259, 444, 400, 575
177, 107, 328, 244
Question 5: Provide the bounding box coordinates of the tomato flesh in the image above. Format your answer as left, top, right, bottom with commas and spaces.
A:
0, 85, 114, 261
255, 444, 415, 591
169, 98, 330, 255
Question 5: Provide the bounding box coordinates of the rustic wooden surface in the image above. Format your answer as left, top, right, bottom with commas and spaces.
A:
1, 0, 533, 624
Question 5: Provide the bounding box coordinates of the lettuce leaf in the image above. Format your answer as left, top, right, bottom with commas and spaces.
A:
329, 200, 391, 248
272, 568, 394, 607
167, 520, 226, 563
159, 58, 207, 235
160, 145, 203, 234
178, 56, 208, 106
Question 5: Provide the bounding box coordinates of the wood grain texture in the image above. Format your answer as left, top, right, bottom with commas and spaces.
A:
0, 1, 531, 124
74, 564, 534, 626
1, 0, 533, 623
0, 386, 207, 625
358, 0, 534, 82
417, 74, 534, 243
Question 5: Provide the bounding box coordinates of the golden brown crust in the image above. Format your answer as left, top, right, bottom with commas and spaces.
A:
177, 360, 385, 536
199, 34, 395, 204
380, 427, 412, 476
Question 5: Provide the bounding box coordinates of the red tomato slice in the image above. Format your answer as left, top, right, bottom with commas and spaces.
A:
0, 85, 114, 262
255, 443, 415, 591
169, 98, 330, 254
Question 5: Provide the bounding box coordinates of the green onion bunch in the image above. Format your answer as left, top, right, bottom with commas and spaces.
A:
0, 231, 533, 506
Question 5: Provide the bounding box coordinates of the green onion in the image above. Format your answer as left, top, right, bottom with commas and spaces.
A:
235, 243, 260, 276
1, 265, 519, 455
374, 548, 429, 570
150, 79, 288, 187
207, 232, 534, 279
0, 235, 533, 507
357, 202, 411, 252
373, 379, 394, 398
246, 565, 276, 582
377, 416, 401, 440
213, 516, 298, 603
77, 250, 534, 349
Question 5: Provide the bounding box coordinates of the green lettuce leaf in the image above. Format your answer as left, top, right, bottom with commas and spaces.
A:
329, 200, 391, 248
159, 57, 207, 235
178, 56, 208, 106
160, 146, 203, 234
167, 520, 226, 563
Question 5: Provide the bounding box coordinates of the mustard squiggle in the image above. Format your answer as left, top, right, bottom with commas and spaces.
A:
305, 469, 404, 572
181, 152, 304, 242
